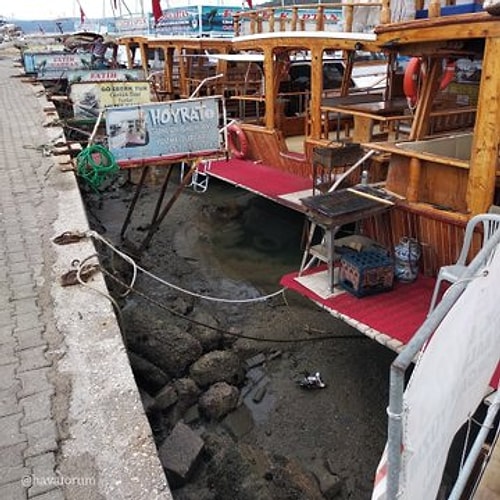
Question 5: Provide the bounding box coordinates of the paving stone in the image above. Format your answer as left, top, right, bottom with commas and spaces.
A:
0, 310, 12, 328
0, 443, 29, 485
21, 390, 53, 426
0, 413, 27, 448
22, 419, 58, 458
17, 368, 52, 398
0, 364, 18, 391
0, 382, 21, 417
0, 341, 17, 367
17, 346, 50, 373
16, 328, 45, 351
8, 252, 29, 265
26, 453, 57, 497
11, 285, 37, 301
13, 298, 38, 317
0, 480, 28, 500
15, 313, 41, 333
29, 489, 64, 500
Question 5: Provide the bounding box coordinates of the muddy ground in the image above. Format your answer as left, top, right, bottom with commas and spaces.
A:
81, 167, 396, 499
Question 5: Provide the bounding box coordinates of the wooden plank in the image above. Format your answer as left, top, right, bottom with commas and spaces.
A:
466, 36, 500, 214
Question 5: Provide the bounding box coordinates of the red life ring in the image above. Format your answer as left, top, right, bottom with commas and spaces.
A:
403, 57, 422, 106
227, 123, 249, 160
403, 57, 456, 106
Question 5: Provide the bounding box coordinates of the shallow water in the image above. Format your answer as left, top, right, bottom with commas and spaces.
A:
196, 179, 306, 294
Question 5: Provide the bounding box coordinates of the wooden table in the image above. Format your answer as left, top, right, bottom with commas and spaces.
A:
321, 98, 410, 143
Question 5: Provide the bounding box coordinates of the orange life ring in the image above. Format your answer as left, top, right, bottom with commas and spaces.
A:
227, 123, 249, 160
403, 57, 456, 106
403, 57, 422, 107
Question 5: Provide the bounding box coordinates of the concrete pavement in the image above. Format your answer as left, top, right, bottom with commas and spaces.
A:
0, 47, 171, 499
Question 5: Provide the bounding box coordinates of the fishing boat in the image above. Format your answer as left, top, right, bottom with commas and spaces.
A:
111, 3, 500, 496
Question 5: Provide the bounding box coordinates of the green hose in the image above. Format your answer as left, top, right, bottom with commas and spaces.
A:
76, 144, 119, 192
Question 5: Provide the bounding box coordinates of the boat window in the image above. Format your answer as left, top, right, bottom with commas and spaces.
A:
288, 61, 351, 91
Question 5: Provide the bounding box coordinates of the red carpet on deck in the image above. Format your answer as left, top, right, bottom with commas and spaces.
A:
207, 159, 312, 198
281, 267, 435, 344
281, 268, 499, 388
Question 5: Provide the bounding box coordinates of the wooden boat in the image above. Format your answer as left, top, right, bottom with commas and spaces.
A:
113, 4, 500, 497
114, 5, 499, 353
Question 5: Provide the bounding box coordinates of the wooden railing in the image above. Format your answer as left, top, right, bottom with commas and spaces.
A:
232, 0, 467, 36
233, 2, 389, 36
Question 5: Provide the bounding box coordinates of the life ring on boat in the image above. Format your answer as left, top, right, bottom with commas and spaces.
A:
403, 57, 456, 106
227, 123, 249, 160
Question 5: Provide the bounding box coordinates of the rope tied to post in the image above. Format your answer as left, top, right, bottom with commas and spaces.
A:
76, 144, 119, 192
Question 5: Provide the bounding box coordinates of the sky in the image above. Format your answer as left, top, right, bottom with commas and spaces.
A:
5, 0, 258, 20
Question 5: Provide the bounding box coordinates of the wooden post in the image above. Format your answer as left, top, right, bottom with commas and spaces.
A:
380, 0, 391, 24
269, 9, 275, 32
233, 13, 240, 37
340, 50, 355, 97
263, 47, 275, 129
428, 0, 441, 18
309, 46, 324, 140
291, 7, 298, 31
409, 57, 442, 140
163, 47, 174, 96
407, 157, 421, 202
139, 41, 148, 75
466, 36, 500, 214
257, 13, 263, 34
178, 49, 188, 98
317, 5, 325, 31
125, 42, 133, 69
344, 0, 354, 32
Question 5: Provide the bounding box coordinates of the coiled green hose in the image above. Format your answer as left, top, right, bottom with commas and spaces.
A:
76, 144, 119, 192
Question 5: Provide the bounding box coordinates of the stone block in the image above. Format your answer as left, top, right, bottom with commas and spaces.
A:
158, 422, 204, 487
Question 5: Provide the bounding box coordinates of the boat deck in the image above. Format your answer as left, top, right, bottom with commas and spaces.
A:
205, 157, 313, 212
281, 265, 433, 353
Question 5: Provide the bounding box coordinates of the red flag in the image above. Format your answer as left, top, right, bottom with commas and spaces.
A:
246, 0, 253, 8
152, 0, 162, 23
76, 1, 86, 24
80, 6, 86, 24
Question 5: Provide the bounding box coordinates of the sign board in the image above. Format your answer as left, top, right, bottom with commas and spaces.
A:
106, 97, 221, 163
113, 15, 150, 34
33, 53, 93, 79
67, 68, 146, 85
155, 6, 240, 36
70, 81, 151, 119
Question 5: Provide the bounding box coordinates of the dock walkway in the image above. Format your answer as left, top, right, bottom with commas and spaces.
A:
0, 47, 171, 499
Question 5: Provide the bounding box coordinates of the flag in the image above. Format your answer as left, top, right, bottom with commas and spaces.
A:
246, 0, 253, 8
152, 0, 162, 23
76, 0, 86, 24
